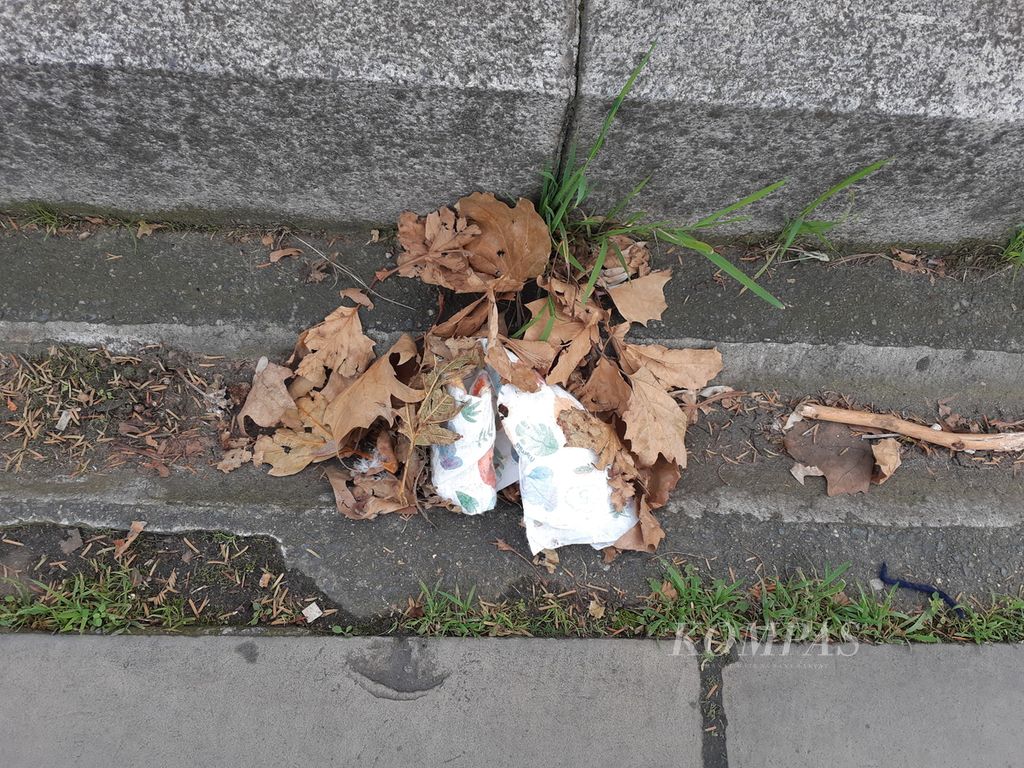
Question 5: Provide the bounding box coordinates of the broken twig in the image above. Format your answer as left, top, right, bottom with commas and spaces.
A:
796, 404, 1024, 452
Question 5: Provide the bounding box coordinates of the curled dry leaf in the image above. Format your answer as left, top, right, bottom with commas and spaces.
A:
340, 287, 374, 309
217, 446, 253, 473
237, 357, 297, 431
397, 206, 483, 292
253, 392, 340, 477
572, 357, 632, 414
295, 304, 376, 388
324, 334, 424, 444
606, 270, 671, 326
611, 501, 665, 552
113, 521, 146, 559
430, 296, 490, 338
616, 342, 723, 392
485, 339, 542, 393
640, 456, 681, 509
396, 193, 548, 294
546, 323, 599, 386
622, 367, 690, 468
269, 247, 302, 262
325, 465, 415, 521
871, 438, 902, 484
783, 422, 873, 496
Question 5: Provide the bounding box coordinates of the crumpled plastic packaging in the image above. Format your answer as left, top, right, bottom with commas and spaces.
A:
431, 352, 638, 554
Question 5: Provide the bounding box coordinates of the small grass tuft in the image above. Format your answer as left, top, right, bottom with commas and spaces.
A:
24, 204, 64, 237
1, 566, 193, 634
537, 44, 788, 312
1001, 226, 1024, 269
762, 158, 892, 277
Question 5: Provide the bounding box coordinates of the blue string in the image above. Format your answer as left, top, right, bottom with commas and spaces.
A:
878, 563, 966, 618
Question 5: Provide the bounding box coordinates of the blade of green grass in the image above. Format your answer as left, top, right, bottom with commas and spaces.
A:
657, 228, 784, 309
687, 179, 788, 230
759, 158, 892, 279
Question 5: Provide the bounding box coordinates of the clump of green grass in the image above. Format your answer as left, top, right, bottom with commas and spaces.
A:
538, 44, 787, 311
1002, 226, 1024, 269
539, 45, 893, 313
24, 204, 65, 237
397, 564, 1024, 652
1, 566, 193, 634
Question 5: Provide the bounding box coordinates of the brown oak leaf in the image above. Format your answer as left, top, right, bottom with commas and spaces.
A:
237, 357, 298, 431
325, 465, 415, 521
573, 357, 632, 414
295, 305, 376, 389
324, 335, 425, 445
622, 367, 689, 468
252, 392, 341, 477
396, 206, 487, 293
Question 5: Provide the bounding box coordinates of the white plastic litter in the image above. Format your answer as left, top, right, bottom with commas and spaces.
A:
430, 346, 637, 554
302, 602, 323, 624
430, 371, 498, 515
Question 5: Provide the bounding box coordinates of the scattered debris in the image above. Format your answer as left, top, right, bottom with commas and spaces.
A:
229, 192, 723, 555
0, 346, 225, 475
112, 521, 146, 559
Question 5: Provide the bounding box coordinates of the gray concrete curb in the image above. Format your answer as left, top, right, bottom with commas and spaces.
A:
3, 1, 1023, 240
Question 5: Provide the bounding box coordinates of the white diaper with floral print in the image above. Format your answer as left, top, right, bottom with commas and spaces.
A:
430, 357, 638, 554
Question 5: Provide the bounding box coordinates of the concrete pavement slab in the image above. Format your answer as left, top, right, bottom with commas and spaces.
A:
0, 635, 701, 768
724, 644, 1024, 767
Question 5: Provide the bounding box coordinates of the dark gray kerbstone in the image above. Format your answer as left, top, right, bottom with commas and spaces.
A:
0, 0, 577, 224
571, 0, 1024, 243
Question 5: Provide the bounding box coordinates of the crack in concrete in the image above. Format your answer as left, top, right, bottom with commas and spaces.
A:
554, 0, 586, 181
700, 654, 733, 768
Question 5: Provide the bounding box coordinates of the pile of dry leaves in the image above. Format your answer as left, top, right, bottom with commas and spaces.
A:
226, 193, 724, 557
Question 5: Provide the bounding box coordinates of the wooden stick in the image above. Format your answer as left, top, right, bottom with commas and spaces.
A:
797, 403, 1024, 452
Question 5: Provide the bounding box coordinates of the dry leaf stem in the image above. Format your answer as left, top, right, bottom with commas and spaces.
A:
798, 404, 1024, 452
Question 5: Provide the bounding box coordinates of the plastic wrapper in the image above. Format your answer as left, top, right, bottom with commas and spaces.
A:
431, 346, 638, 553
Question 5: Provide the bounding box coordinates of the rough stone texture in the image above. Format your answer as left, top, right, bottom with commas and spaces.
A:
572, 0, 1024, 243
0, 0, 577, 223
0, 635, 702, 768
725, 645, 1024, 767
